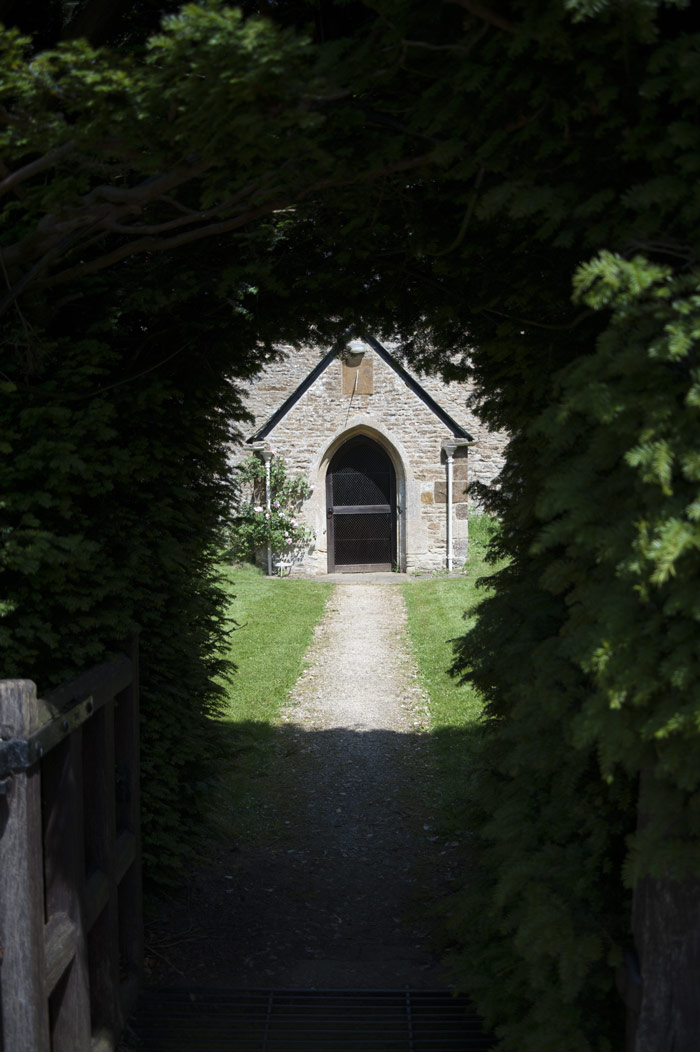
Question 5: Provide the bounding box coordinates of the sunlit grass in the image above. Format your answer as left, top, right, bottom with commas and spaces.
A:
401, 514, 503, 834
209, 524, 502, 845
401, 513, 499, 729
210, 563, 331, 842
218, 563, 331, 725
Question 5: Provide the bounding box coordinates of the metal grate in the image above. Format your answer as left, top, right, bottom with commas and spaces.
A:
330, 441, 393, 510
334, 513, 392, 567
331, 442, 392, 476
332, 468, 391, 508
130, 989, 494, 1051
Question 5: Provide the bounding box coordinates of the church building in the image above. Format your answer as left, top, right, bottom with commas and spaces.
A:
237, 335, 506, 575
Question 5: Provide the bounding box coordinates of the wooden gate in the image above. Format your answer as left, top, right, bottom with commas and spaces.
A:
0, 637, 142, 1052
326, 437, 397, 573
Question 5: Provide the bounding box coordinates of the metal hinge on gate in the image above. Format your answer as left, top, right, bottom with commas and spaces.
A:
0, 694, 95, 783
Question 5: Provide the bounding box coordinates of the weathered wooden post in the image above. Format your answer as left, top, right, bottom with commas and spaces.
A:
0, 642, 142, 1052
114, 631, 143, 1014
41, 717, 92, 1049
0, 680, 50, 1052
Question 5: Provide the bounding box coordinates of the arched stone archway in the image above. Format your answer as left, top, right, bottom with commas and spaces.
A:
307, 420, 411, 574
325, 435, 397, 572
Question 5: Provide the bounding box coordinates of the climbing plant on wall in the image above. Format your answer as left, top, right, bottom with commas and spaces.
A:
228, 454, 313, 566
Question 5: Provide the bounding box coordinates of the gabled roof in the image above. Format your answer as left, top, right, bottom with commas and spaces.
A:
247, 334, 473, 443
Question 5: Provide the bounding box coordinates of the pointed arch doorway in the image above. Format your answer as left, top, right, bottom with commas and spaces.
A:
326, 436, 397, 572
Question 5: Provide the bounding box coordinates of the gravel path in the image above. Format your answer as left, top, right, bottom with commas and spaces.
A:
272, 582, 444, 988
147, 582, 449, 990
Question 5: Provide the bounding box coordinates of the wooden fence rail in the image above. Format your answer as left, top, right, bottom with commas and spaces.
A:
0, 637, 142, 1052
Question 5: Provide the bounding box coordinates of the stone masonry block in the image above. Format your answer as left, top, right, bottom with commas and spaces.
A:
434, 480, 469, 503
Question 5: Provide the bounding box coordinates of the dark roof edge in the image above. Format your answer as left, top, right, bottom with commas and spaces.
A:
363, 335, 472, 440
247, 342, 340, 443
247, 329, 472, 443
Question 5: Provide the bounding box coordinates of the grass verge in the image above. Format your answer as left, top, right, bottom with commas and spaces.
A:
400, 514, 501, 834
218, 563, 331, 724
209, 563, 332, 842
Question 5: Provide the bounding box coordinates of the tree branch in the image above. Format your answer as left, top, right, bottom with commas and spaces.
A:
431, 166, 485, 256
294, 151, 432, 201
80, 160, 214, 208
0, 142, 75, 200
446, 0, 516, 35
0, 228, 87, 316
1, 161, 214, 269
401, 25, 490, 55
0, 152, 433, 310
61, 0, 133, 47
624, 238, 697, 264
482, 306, 594, 331
101, 171, 285, 235
45, 203, 288, 288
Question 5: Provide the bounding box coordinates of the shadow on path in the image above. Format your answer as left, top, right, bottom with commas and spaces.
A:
145, 717, 480, 993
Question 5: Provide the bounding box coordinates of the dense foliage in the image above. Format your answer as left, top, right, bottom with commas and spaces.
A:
228, 454, 313, 566
2, 0, 700, 1044
0, 264, 267, 876
0, 0, 379, 883
446, 253, 700, 1051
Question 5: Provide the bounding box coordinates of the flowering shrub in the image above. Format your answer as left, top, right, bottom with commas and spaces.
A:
228, 454, 313, 566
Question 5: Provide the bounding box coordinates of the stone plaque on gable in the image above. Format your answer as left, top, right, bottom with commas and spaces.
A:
342, 356, 374, 396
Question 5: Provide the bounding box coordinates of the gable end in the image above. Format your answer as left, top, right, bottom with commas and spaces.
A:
247, 333, 473, 443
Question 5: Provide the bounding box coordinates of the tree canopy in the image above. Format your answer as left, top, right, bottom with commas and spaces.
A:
2, 1, 700, 1048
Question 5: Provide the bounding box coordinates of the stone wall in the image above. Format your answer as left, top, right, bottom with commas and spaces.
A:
231, 339, 507, 574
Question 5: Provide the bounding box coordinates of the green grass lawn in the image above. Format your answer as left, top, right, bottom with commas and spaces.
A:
218, 520, 498, 738
401, 514, 498, 728
218, 562, 331, 725
209, 524, 500, 845
401, 574, 484, 730
400, 514, 501, 834
209, 562, 332, 842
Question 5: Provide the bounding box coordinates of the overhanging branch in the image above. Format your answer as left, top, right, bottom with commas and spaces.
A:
446, 0, 516, 35
1, 151, 433, 309
0, 142, 75, 200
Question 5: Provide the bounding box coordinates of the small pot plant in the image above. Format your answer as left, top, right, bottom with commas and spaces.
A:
228, 454, 313, 572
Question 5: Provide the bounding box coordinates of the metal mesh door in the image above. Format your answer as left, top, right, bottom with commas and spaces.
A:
327, 439, 396, 572
333, 512, 393, 568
